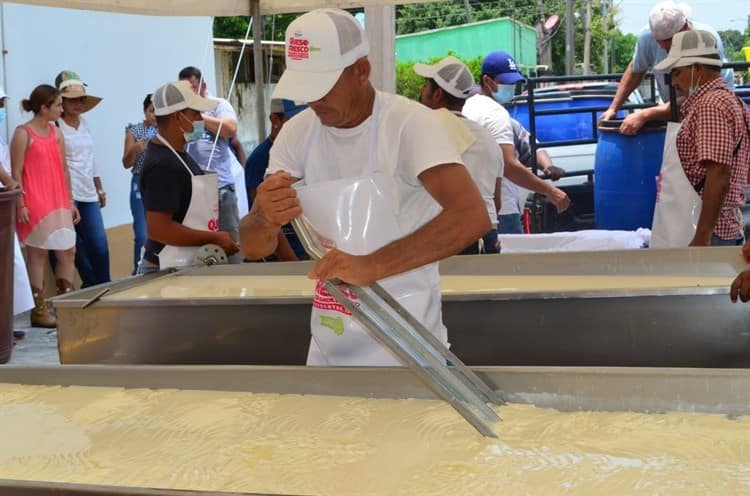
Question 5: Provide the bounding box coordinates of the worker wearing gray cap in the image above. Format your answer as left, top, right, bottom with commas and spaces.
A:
600, 1, 733, 135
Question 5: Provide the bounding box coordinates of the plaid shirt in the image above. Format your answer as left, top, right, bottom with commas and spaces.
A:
677, 77, 750, 240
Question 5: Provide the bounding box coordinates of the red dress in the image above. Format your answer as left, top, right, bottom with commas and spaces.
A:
16, 123, 75, 249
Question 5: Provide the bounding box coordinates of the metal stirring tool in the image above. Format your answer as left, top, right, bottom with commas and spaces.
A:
292, 216, 501, 437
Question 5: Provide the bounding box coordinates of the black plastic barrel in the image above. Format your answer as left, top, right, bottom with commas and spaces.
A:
594, 120, 667, 230
0, 188, 20, 364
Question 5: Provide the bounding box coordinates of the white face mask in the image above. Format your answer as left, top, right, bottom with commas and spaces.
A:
688, 66, 700, 96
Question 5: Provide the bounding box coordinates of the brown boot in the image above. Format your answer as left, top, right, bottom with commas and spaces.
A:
56, 278, 75, 295
30, 286, 57, 328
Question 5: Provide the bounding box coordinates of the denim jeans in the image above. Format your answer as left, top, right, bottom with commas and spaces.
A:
711, 235, 743, 246
74, 200, 111, 288
498, 213, 524, 234
130, 174, 147, 275
460, 229, 500, 255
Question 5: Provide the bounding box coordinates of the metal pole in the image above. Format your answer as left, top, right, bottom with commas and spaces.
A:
251, 0, 266, 143
565, 0, 574, 75
583, 0, 592, 75
602, 0, 610, 74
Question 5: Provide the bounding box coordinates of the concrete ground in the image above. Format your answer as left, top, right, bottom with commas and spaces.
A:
4, 312, 60, 366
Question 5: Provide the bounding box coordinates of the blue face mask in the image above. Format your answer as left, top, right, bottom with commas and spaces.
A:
0, 108, 6, 123
179, 112, 205, 143
492, 84, 516, 104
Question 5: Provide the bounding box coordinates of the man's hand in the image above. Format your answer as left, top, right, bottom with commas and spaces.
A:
549, 187, 571, 213
98, 191, 107, 208
599, 107, 619, 122
618, 112, 648, 135
730, 271, 750, 303
255, 171, 302, 227
214, 231, 240, 255
742, 240, 750, 263
308, 249, 380, 287
543, 165, 566, 181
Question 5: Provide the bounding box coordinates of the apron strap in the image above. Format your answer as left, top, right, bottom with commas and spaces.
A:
155, 134, 195, 177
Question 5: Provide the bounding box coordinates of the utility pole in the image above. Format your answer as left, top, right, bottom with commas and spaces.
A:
463, 0, 473, 23
565, 0, 574, 75
583, 0, 592, 75
602, 0, 610, 74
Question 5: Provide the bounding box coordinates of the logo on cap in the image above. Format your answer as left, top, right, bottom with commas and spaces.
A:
507, 58, 517, 71
288, 36, 310, 61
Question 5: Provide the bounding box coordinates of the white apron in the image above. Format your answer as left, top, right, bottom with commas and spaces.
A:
650, 122, 702, 248
155, 135, 219, 269
295, 99, 446, 366
13, 235, 33, 315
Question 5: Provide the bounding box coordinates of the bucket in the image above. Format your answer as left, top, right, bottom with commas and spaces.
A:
594, 120, 667, 230
0, 188, 20, 364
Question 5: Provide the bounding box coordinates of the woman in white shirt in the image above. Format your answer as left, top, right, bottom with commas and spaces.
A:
55, 70, 110, 288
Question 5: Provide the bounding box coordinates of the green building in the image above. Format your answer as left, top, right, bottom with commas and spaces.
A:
395, 18, 537, 74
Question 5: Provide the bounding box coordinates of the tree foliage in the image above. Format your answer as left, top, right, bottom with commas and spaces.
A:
719, 29, 750, 62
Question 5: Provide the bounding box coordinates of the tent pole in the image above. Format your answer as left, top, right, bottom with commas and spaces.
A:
251, 0, 266, 144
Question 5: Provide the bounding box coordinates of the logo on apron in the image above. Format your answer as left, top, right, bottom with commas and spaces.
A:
313, 279, 358, 316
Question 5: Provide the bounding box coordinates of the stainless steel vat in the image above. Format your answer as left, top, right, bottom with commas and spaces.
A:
50, 247, 750, 367
0, 364, 747, 495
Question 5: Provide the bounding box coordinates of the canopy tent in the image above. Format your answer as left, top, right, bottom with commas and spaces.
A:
3, 0, 432, 16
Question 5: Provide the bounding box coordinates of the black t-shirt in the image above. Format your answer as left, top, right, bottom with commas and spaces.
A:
139, 140, 204, 264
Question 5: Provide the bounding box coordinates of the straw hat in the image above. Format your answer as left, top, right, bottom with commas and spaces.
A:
55, 70, 102, 113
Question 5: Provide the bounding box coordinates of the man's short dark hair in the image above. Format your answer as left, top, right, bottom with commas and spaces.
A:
427, 78, 466, 107
178, 66, 202, 81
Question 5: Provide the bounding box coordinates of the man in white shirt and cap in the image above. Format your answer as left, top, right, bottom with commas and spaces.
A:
600, 0, 733, 134
239, 9, 488, 366
414, 56, 504, 254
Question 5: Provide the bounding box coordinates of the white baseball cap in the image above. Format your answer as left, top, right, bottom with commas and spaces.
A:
413, 56, 475, 99
152, 80, 217, 117
272, 9, 370, 103
649, 1, 692, 41
653, 30, 722, 71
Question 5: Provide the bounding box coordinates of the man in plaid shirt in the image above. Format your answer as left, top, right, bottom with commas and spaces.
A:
655, 30, 750, 246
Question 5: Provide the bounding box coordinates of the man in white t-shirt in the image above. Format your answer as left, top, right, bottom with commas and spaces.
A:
179, 66, 242, 263
600, 1, 733, 134
463, 50, 570, 234
414, 56, 504, 254
239, 9, 489, 366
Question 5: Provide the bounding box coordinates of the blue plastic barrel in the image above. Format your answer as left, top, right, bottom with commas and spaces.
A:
594, 120, 667, 230
569, 91, 626, 140
507, 92, 575, 143
509, 90, 624, 143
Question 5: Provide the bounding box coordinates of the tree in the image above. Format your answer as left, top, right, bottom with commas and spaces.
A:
719, 29, 749, 61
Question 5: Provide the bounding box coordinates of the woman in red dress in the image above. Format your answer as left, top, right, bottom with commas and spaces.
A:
10, 85, 79, 328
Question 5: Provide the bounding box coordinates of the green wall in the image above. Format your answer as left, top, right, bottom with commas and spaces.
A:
395, 18, 537, 73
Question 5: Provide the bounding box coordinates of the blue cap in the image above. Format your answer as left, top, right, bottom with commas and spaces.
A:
481, 51, 525, 85
270, 98, 307, 118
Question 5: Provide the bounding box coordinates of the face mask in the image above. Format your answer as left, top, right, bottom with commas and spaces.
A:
492, 84, 516, 104
179, 112, 205, 143
688, 66, 700, 96
0, 109, 6, 123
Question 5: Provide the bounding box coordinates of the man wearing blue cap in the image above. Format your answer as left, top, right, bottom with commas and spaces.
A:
245, 98, 307, 261
464, 50, 570, 234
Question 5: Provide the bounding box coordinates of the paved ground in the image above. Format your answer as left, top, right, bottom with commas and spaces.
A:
4, 312, 60, 366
